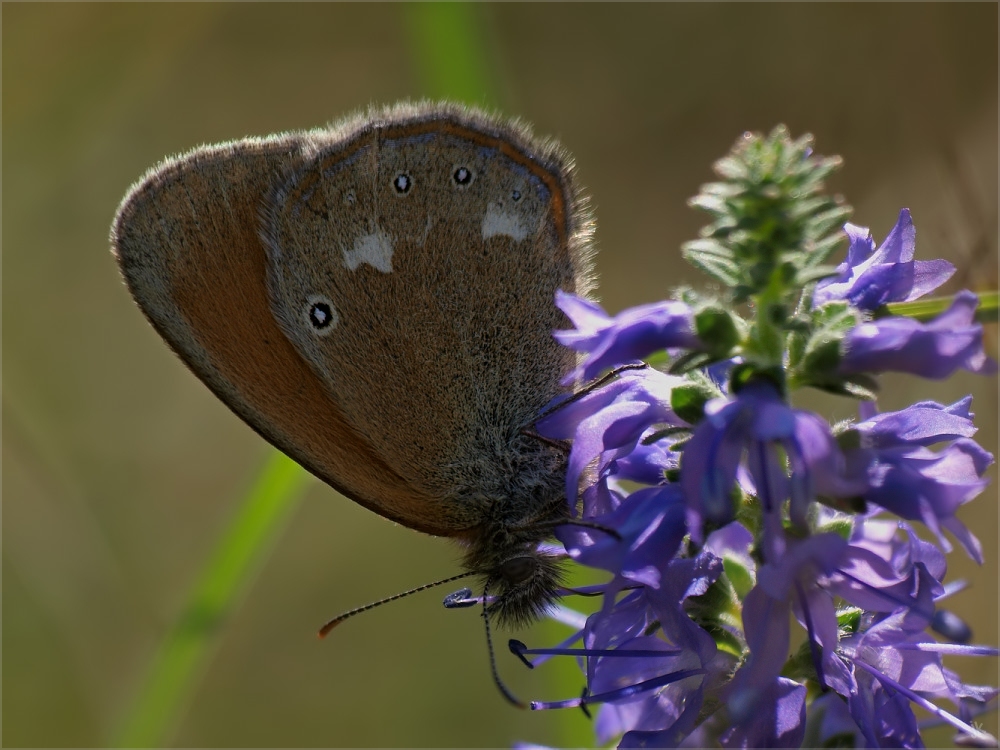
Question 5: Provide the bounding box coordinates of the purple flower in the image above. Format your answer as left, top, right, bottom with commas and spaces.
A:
679, 379, 867, 552
527, 368, 995, 747
514, 203, 996, 748
814, 208, 955, 310
555, 485, 688, 591
839, 290, 997, 379
826, 608, 999, 748
728, 532, 848, 707
554, 291, 701, 382
823, 515, 944, 628
820, 514, 995, 746
853, 396, 978, 447
850, 399, 994, 562
537, 367, 685, 518
725, 513, 991, 747
802, 692, 867, 747
530, 552, 728, 748
720, 677, 807, 748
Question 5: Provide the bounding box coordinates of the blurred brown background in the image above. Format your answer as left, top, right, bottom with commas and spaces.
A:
4, 3, 996, 747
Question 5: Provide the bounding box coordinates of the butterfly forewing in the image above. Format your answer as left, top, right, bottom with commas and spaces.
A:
112, 134, 452, 533
264, 106, 590, 529
113, 102, 595, 540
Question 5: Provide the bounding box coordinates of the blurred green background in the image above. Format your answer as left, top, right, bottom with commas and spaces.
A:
4, 3, 997, 747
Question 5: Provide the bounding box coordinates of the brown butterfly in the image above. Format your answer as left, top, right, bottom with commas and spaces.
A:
111, 102, 595, 652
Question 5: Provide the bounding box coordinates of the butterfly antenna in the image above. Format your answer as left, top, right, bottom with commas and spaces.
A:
533, 362, 649, 423
521, 363, 650, 451
482, 579, 526, 709
536, 516, 622, 540
318, 571, 474, 638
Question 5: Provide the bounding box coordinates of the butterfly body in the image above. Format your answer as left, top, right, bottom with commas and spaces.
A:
112, 102, 595, 626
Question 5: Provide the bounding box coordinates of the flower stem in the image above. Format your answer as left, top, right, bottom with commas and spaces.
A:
878, 290, 998, 323
111, 453, 309, 748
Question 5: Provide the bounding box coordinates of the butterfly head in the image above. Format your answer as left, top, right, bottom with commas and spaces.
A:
464, 497, 570, 629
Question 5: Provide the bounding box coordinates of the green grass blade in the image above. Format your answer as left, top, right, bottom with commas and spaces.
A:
403, 2, 496, 106
878, 290, 998, 323
972, 290, 998, 323
112, 452, 310, 748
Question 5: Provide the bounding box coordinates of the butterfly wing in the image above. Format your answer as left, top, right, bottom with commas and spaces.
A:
262, 104, 594, 525
112, 132, 455, 535
112, 103, 594, 538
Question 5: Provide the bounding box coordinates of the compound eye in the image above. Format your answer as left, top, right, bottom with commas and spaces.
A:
500, 556, 536, 584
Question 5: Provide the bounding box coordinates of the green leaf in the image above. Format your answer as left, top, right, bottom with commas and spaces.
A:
667, 350, 722, 377
671, 383, 713, 425
815, 516, 855, 540
644, 349, 671, 369
722, 556, 755, 600
800, 337, 843, 377
838, 375, 880, 400
642, 426, 691, 446
685, 255, 743, 288
682, 239, 742, 287
694, 306, 741, 354
685, 125, 851, 301
796, 264, 840, 286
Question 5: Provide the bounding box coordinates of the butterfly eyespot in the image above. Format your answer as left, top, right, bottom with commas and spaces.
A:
452, 166, 474, 187
304, 295, 338, 335
511, 189, 522, 202
393, 173, 412, 195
